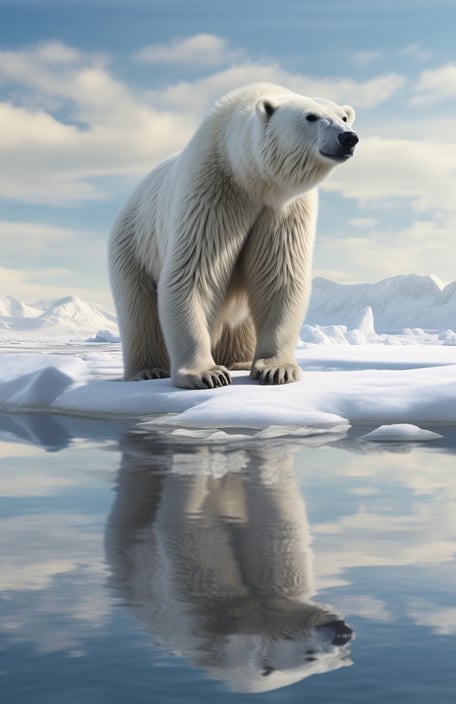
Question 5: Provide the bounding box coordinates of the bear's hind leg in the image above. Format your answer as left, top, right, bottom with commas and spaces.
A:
114, 268, 170, 381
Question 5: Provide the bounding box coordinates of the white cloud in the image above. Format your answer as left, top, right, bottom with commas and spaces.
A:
0, 103, 79, 149
135, 33, 245, 66
0, 40, 83, 70
0, 96, 194, 203
316, 131, 456, 281
0, 221, 74, 253
399, 44, 433, 62
311, 267, 359, 284
0, 220, 113, 302
0, 264, 113, 304
412, 63, 456, 104
0, 45, 195, 204
324, 137, 456, 213
1, 39, 456, 292
154, 64, 405, 114
32, 40, 84, 65
351, 50, 382, 65
349, 217, 381, 229
0, 41, 406, 206
315, 214, 456, 285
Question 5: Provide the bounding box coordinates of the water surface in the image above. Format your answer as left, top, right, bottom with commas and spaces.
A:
1, 416, 455, 703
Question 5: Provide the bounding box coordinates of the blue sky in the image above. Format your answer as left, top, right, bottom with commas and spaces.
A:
1, 0, 456, 304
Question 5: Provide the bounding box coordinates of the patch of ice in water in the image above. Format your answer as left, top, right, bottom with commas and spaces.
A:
362, 424, 443, 442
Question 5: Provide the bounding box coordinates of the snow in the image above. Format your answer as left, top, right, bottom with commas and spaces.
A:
1, 274, 456, 435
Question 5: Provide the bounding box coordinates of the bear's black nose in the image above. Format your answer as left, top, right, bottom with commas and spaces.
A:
338, 131, 359, 149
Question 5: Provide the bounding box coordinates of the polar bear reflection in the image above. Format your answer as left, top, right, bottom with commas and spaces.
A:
106, 436, 353, 694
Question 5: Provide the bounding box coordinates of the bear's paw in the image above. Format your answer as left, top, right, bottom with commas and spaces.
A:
129, 368, 170, 381
174, 365, 232, 390
251, 359, 302, 385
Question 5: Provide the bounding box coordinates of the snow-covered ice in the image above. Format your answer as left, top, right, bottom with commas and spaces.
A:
1, 343, 455, 434
1, 274, 455, 435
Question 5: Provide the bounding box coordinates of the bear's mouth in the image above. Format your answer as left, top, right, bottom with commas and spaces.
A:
319, 150, 354, 163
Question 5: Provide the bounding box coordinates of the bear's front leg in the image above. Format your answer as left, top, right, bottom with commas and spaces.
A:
244, 196, 317, 385
248, 279, 308, 386
156, 181, 254, 389
249, 314, 303, 385
157, 266, 232, 390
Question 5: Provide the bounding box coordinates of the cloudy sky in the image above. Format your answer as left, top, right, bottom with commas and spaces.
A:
1, 0, 456, 304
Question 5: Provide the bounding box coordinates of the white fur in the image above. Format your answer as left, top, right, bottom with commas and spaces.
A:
108, 83, 357, 388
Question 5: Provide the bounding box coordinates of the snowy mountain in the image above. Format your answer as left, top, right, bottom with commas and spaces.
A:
0, 295, 118, 336
0, 274, 455, 339
0, 295, 41, 320
40, 296, 117, 332
306, 274, 456, 332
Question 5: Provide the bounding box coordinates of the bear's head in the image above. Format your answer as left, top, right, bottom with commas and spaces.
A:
252, 87, 358, 195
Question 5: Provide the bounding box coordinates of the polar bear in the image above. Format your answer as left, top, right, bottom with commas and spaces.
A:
108, 83, 358, 389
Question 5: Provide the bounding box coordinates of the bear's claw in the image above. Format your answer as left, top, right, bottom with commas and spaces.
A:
174, 365, 232, 390
130, 368, 170, 381
251, 361, 302, 385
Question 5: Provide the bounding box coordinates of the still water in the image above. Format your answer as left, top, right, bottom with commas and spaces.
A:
1, 414, 456, 703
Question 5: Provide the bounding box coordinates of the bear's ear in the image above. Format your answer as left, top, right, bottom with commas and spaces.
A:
341, 105, 356, 126
255, 98, 279, 120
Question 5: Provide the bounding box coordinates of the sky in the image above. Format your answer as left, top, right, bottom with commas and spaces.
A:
1, 0, 456, 305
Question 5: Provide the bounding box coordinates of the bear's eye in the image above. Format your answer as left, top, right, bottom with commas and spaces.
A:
263, 101, 276, 118
342, 115, 348, 123
306, 114, 318, 122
